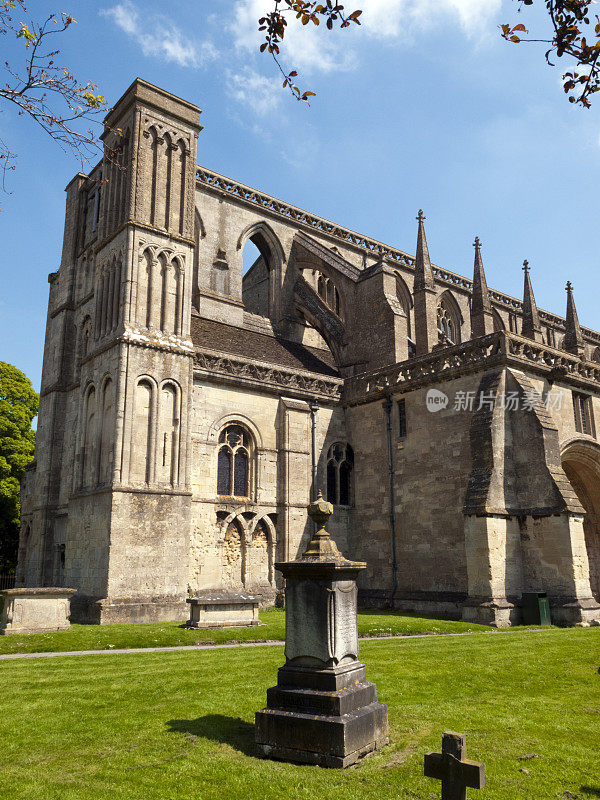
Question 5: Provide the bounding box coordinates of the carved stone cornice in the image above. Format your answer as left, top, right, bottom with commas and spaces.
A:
194, 348, 342, 401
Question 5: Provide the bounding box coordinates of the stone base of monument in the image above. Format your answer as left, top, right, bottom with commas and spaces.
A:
255, 661, 388, 767
186, 590, 261, 628
0, 587, 76, 635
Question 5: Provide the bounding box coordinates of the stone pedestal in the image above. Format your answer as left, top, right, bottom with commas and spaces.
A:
0, 588, 76, 635
186, 590, 260, 628
255, 493, 388, 768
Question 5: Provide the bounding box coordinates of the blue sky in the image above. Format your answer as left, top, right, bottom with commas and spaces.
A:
2, 0, 599, 391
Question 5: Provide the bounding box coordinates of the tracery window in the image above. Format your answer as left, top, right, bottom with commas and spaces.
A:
217, 425, 252, 498
326, 443, 354, 506
437, 301, 458, 345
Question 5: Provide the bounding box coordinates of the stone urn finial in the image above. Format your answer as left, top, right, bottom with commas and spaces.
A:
302, 491, 345, 561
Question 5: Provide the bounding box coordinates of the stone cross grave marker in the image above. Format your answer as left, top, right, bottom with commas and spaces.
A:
424, 731, 485, 800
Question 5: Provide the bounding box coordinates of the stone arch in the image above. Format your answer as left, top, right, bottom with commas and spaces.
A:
207, 413, 263, 450
396, 272, 414, 351
492, 309, 505, 332
246, 515, 276, 588
437, 290, 463, 345
592, 347, 600, 364
236, 220, 286, 266
81, 383, 97, 488
561, 437, 600, 601
98, 375, 115, 485
222, 516, 245, 587
239, 221, 286, 321
130, 375, 157, 485
157, 380, 181, 486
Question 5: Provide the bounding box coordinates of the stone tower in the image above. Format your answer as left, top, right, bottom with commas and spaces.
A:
19, 80, 202, 622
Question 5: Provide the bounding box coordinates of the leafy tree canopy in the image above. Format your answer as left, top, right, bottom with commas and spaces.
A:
0, 361, 38, 573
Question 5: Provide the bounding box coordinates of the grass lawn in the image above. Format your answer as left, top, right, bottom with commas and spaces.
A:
0, 610, 499, 655
1, 629, 598, 799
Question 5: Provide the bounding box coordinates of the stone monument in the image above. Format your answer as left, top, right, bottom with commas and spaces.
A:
186, 589, 260, 628
255, 492, 389, 767
0, 587, 76, 635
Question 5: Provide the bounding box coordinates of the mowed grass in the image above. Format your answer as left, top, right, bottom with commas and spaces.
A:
1, 629, 598, 800
0, 609, 497, 655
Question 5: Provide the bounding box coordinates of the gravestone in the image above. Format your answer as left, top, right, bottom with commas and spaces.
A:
186, 589, 260, 628
424, 731, 485, 799
255, 492, 389, 767
0, 587, 76, 635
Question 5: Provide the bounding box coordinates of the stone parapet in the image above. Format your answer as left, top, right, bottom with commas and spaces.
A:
344, 331, 600, 406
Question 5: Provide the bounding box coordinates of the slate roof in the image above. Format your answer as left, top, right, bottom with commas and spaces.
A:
191, 317, 339, 378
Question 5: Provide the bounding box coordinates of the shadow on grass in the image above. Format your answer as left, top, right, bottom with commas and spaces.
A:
166, 715, 255, 756
581, 788, 600, 797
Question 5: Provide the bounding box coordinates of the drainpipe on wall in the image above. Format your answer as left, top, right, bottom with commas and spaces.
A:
309, 400, 319, 537
383, 396, 399, 609
309, 400, 319, 502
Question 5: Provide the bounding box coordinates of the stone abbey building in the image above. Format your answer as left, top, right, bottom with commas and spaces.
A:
17, 79, 600, 626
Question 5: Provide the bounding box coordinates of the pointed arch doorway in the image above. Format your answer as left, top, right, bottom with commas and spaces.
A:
562, 439, 600, 601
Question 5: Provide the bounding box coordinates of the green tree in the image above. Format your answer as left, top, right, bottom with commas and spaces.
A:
0, 362, 38, 574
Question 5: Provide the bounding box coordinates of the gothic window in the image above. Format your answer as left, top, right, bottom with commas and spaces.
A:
592, 347, 600, 364
437, 296, 461, 345
509, 312, 518, 333
326, 443, 354, 506
217, 425, 252, 498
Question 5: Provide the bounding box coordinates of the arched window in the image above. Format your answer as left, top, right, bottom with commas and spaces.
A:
437, 296, 461, 345
326, 443, 354, 506
217, 424, 252, 498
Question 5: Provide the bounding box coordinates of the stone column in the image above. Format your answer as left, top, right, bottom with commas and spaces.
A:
255, 493, 389, 768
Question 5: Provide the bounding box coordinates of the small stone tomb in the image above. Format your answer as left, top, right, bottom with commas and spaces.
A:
255, 492, 388, 768
424, 731, 485, 800
0, 587, 76, 635
186, 590, 260, 628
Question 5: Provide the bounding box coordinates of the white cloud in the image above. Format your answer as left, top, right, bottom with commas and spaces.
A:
101, 1, 218, 68
231, 0, 502, 73
231, 0, 355, 73
226, 67, 283, 116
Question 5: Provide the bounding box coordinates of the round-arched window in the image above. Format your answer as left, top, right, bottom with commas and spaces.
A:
326, 443, 354, 506
217, 425, 252, 498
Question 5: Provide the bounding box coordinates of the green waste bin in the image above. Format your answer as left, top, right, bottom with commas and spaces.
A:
521, 592, 552, 626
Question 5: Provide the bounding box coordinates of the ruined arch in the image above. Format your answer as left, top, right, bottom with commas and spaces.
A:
561, 437, 600, 601
239, 221, 286, 321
